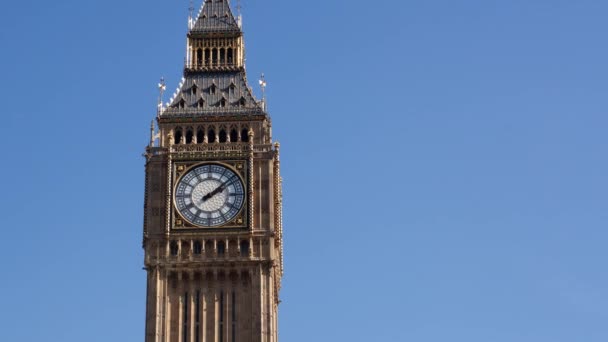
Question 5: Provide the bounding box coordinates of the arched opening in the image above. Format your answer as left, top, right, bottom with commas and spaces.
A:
210, 84, 216, 95
185, 130, 194, 144
219, 129, 227, 143
193, 241, 202, 255
227, 48, 233, 65
241, 128, 249, 142
217, 241, 225, 257
174, 129, 183, 145
230, 129, 238, 143
204, 49, 210, 66
208, 129, 216, 143
197, 129, 204, 144
197, 98, 205, 108
220, 49, 225, 65
240, 240, 250, 257
191, 84, 198, 96
170, 241, 179, 256
196, 49, 203, 67
177, 99, 186, 109
219, 98, 226, 108
239, 97, 246, 107
212, 48, 218, 66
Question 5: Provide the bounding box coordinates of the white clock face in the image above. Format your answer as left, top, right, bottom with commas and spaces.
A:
175, 164, 245, 227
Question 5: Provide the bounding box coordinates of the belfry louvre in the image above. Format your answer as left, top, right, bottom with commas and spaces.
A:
142, 1, 284, 341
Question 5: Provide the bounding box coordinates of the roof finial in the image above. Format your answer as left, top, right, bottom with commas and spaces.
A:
188, 0, 194, 29
237, 0, 243, 28
149, 120, 156, 147
157, 77, 167, 118
259, 73, 267, 111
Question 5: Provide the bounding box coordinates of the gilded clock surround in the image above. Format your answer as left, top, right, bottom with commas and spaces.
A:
172, 160, 249, 230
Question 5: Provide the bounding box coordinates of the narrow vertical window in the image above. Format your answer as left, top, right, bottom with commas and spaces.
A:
219, 291, 225, 342
208, 129, 216, 143
240, 240, 249, 257
217, 241, 225, 257
231, 291, 236, 342
241, 128, 249, 143
197, 129, 204, 143
196, 49, 203, 67
227, 48, 233, 65
193, 241, 202, 255
219, 129, 227, 143
230, 129, 238, 143
212, 48, 218, 66
186, 130, 194, 144
170, 241, 179, 256
220, 49, 226, 65
183, 292, 189, 342
195, 290, 201, 342
205, 49, 211, 65
174, 129, 183, 145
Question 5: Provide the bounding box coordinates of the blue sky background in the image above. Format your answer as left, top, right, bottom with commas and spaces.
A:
1, 0, 607, 341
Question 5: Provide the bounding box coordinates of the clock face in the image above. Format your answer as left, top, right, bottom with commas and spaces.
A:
175, 164, 245, 227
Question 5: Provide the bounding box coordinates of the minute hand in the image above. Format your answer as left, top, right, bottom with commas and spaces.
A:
202, 183, 227, 202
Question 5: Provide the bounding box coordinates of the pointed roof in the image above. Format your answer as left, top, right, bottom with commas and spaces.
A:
161, 71, 264, 118
191, 0, 240, 34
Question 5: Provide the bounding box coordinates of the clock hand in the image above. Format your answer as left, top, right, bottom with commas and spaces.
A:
201, 183, 227, 202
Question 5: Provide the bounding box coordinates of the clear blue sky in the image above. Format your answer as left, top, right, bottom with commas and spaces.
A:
1, 0, 607, 341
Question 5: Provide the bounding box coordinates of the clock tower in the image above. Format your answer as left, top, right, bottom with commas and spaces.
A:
142, 1, 284, 342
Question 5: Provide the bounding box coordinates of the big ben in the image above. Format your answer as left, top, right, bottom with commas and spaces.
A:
142, 1, 284, 341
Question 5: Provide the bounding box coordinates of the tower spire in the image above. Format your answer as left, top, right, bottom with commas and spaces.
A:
237, 0, 243, 28
259, 73, 267, 111
157, 77, 166, 118
188, 0, 194, 29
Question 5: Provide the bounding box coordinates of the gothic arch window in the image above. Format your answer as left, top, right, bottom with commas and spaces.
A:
240, 240, 250, 257
170, 241, 179, 256
217, 241, 225, 256
178, 98, 186, 109
219, 129, 227, 143
204, 49, 210, 65
239, 97, 246, 107
196, 128, 204, 143
208, 128, 216, 143
210, 84, 216, 95
220, 49, 226, 65
227, 48, 233, 64
193, 241, 202, 255
191, 84, 198, 96
196, 49, 203, 66
241, 128, 249, 142
219, 98, 227, 108
197, 98, 205, 108
185, 130, 194, 144
174, 128, 183, 145
230, 129, 238, 143
212, 48, 218, 66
